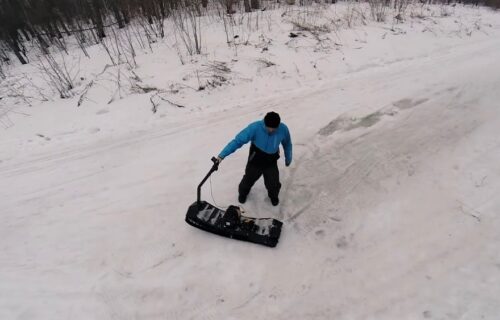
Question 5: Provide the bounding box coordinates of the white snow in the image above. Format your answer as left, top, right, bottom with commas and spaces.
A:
1, 3, 500, 319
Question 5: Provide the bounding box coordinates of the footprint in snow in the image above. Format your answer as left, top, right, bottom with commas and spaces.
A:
315, 229, 326, 239
88, 127, 100, 134
36, 134, 51, 141
336, 236, 349, 249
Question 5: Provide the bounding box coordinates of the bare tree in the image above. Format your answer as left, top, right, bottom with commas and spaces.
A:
172, 3, 203, 56
369, 0, 389, 22
36, 52, 76, 98
251, 0, 260, 10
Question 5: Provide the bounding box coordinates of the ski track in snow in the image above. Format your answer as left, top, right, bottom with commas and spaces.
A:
2, 14, 500, 320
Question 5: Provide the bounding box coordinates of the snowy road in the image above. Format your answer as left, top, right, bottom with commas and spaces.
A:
2, 35, 500, 320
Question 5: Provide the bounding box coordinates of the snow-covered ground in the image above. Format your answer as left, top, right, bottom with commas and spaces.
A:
1, 3, 500, 319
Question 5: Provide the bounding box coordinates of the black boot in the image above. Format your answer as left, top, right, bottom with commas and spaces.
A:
238, 194, 247, 204
270, 197, 279, 206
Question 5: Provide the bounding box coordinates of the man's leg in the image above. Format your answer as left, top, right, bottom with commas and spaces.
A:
263, 163, 281, 205
238, 163, 263, 203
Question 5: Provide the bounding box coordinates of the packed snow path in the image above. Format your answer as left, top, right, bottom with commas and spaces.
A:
2, 36, 500, 320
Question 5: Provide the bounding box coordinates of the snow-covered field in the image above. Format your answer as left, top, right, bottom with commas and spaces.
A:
1, 3, 500, 319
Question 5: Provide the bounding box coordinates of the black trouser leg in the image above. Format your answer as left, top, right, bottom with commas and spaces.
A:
263, 163, 281, 200
238, 164, 263, 197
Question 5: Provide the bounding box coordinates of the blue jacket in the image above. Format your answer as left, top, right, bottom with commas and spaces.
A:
219, 120, 293, 165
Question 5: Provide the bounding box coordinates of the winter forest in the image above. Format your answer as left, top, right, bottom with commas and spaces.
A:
1, 0, 499, 66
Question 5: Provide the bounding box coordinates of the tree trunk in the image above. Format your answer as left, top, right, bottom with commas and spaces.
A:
53, 22, 64, 39
8, 31, 28, 64
46, 23, 56, 39
122, 8, 130, 24
59, 20, 71, 35
226, 0, 236, 13
91, 0, 106, 38
159, 0, 168, 17
36, 33, 50, 54
114, 8, 125, 28
12, 48, 28, 64
244, 0, 252, 12
20, 27, 31, 41
110, 0, 126, 29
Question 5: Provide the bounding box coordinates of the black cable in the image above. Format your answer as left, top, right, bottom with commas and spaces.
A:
209, 175, 227, 209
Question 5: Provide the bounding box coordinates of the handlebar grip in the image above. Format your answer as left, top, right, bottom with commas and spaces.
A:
211, 157, 219, 171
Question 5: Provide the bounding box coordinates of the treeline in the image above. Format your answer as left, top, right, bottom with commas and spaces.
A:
0, 0, 219, 65
0, 0, 498, 66
459, 0, 500, 7
482, 0, 500, 8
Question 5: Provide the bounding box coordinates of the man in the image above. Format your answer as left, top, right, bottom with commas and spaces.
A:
216, 112, 292, 206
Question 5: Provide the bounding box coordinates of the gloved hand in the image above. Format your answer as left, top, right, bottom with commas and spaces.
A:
285, 159, 291, 167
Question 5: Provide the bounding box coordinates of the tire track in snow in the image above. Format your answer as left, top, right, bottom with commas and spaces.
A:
282, 83, 492, 242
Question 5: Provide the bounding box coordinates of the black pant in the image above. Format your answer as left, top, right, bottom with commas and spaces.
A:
238, 162, 281, 200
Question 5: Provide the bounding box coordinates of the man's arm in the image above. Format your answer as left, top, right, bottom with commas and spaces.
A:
282, 126, 293, 166
218, 124, 255, 160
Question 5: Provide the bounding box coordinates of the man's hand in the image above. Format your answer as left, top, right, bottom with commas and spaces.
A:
216, 156, 223, 164
285, 160, 291, 167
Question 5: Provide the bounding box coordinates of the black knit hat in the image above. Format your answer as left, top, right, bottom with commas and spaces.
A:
264, 112, 281, 128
